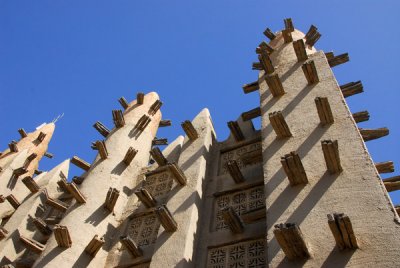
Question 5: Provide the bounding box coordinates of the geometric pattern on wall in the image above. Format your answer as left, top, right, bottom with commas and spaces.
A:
143, 171, 173, 201
219, 141, 262, 175
127, 213, 160, 247
207, 238, 266, 268
214, 185, 265, 231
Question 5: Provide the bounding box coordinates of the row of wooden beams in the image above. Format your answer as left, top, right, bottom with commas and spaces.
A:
149, 100, 163, 115
104, 187, 120, 212
265, 73, 285, 97
305, 25, 321, 47
340, 81, 363, 98
93, 121, 110, 138
359, 128, 389, 142
71, 156, 91, 171
242, 81, 259, 94
85, 235, 105, 257
352, 111, 369, 123
54, 225, 72, 248
327, 213, 358, 250
22, 176, 40, 193
222, 207, 244, 234
181, 120, 198, 141
227, 121, 244, 142
156, 205, 178, 232
135, 114, 151, 131
241, 107, 261, 121
328, 53, 349, 67
322, 140, 342, 174
112, 109, 125, 128
315, 97, 334, 125
274, 223, 310, 260
269, 111, 292, 138
293, 39, 308, 62
281, 152, 308, 186
302, 60, 319, 85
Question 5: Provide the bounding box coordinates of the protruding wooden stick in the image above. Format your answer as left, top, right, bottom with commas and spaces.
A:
240, 206, 266, 224
258, 51, 275, 74
123, 147, 138, 165
181, 120, 199, 141
0, 195, 4, 203
315, 97, 334, 125
104, 187, 120, 212
340, 81, 363, 98
93, 121, 110, 138
13, 167, 27, 177
118, 97, 129, 110
152, 137, 168, 146
85, 235, 105, 257
263, 27, 276, 41
44, 152, 54, 158
37, 132, 46, 142
226, 160, 245, 183
327, 213, 358, 250
281, 152, 308, 186
305, 25, 321, 47
382, 175, 400, 183
252, 62, 263, 70
156, 205, 178, 232
54, 225, 72, 248
241, 107, 261, 121
150, 147, 168, 166
23, 153, 38, 168
265, 73, 285, 97
0, 227, 9, 241
359, 128, 389, 141
269, 111, 292, 138
321, 140, 342, 174
135, 114, 151, 131
293, 39, 308, 62
227, 121, 244, 142
256, 41, 274, 54
159, 119, 172, 127
43, 190, 68, 212
20, 235, 45, 254
112, 109, 125, 128
284, 18, 294, 32
95, 140, 108, 160
328, 53, 349, 67
375, 161, 394, 174
149, 100, 163, 115
71, 156, 91, 171
34, 169, 43, 175
242, 81, 259, 94
137, 92, 144, 105
282, 29, 293, 43
273, 223, 311, 260
120, 236, 143, 258
22, 176, 40, 193
384, 181, 400, 192
72, 176, 85, 185
67, 182, 86, 204
352, 111, 370, 123
8, 140, 18, 152
222, 207, 244, 234
168, 163, 188, 186
240, 147, 263, 165
31, 216, 52, 235
6, 194, 20, 209
18, 128, 28, 138
302, 60, 319, 84
325, 52, 334, 61
135, 188, 157, 208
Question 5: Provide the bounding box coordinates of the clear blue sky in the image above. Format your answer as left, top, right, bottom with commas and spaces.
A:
1, 1, 399, 203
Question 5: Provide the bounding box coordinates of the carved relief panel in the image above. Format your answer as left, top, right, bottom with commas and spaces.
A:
214, 186, 265, 231
143, 171, 173, 201
219, 142, 262, 175
207, 238, 266, 267
127, 213, 160, 247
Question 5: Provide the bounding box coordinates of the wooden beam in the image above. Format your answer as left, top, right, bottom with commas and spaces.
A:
375, 161, 394, 174
269, 111, 292, 138
13, 167, 27, 177
8, 141, 18, 152
256, 41, 274, 54
305, 25, 321, 47
37, 132, 46, 142
123, 147, 138, 165
227, 121, 244, 142
321, 140, 342, 174
159, 119, 172, 127
258, 51, 275, 74
181, 120, 199, 141
22, 176, 40, 193
85, 235, 105, 257
150, 147, 168, 166
282, 29, 293, 43
359, 128, 389, 141
302, 60, 319, 84
71, 156, 91, 171
240, 147, 263, 165
0, 227, 9, 241
93, 121, 110, 137
95, 140, 108, 160
31, 216, 52, 235
384, 181, 400, 192
135, 114, 151, 131
137, 92, 144, 105
352, 111, 370, 123
20, 235, 45, 254
120, 235, 143, 258
273, 223, 311, 260
240, 206, 266, 224
293, 39, 308, 62
167, 163, 188, 186
315, 97, 334, 125
242, 81, 259, 94
252, 62, 263, 70
340, 81, 363, 98
284, 18, 294, 32
222, 206, 244, 234
265, 73, 285, 97
226, 160, 245, 183
327, 213, 358, 250
43, 190, 68, 212
44, 152, 54, 158
118, 97, 129, 110
6, 194, 20, 210
156, 205, 178, 232
263, 27, 276, 41
281, 152, 308, 186
149, 100, 163, 115
54, 225, 72, 248
67, 182, 86, 204
328, 53, 349, 67
152, 137, 168, 146
112, 109, 125, 128
18, 128, 27, 138
135, 188, 157, 208
104, 187, 120, 212
241, 107, 261, 121
382, 175, 400, 183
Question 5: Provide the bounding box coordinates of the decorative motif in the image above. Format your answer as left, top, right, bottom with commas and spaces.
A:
127, 214, 160, 247
214, 186, 265, 231
207, 239, 265, 267
219, 142, 262, 175
143, 171, 173, 201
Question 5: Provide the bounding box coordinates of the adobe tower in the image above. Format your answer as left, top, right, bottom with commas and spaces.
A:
1, 18, 399, 267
